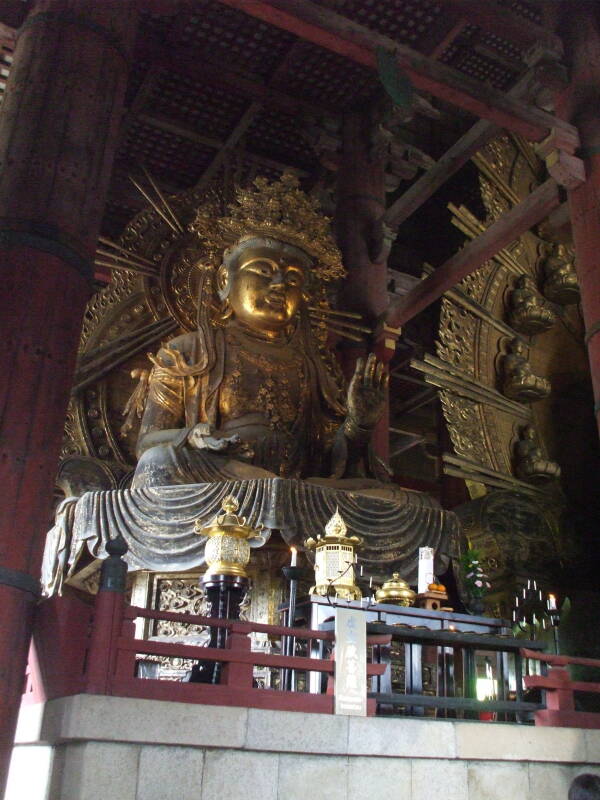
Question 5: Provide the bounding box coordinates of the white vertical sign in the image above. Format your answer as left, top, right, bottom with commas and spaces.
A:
334, 607, 367, 716
418, 547, 435, 594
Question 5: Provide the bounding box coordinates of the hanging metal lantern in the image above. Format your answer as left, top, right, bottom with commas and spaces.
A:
195, 495, 264, 582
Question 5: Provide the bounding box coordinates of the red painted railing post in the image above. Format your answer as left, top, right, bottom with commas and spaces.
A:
85, 536, 128, 695
221, 623, 253, 689
544, 667, 576, 712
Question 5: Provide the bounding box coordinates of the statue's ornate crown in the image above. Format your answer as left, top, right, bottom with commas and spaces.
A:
190, 173, 345, 282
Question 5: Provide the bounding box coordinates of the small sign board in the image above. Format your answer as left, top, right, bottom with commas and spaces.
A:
418, 546, 435, 594
334, 606, 367, 716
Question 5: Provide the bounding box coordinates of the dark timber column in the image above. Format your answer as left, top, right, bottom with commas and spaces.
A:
0, 1, 137, 790
335, 111, 393, 461
559, 3, 600, 437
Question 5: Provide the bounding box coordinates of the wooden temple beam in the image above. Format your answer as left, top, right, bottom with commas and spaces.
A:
434, 0, 563, 55
383, 117, 498, 229
136, 36, 336, 120
0, 1, 26, 29
133, 113, 308, 178
193, 38, 316, 192
429, 19, 468, 60
218, 0, 578, 145
194, 101, 263, 193
382, 63, 571, 230
386, 178, 561, 328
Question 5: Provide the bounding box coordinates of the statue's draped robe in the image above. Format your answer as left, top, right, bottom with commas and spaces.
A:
133, 325, 350, 486
42, 325, 459, 594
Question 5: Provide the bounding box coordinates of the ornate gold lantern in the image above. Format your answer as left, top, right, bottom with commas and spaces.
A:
195, 495, 264, 582
375, 573, 416, 607
304, 508, 362, 601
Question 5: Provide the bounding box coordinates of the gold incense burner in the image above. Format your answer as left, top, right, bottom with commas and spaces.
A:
304, 509, 362, 601
375, 572, 416, 607
195, 495, 264, 580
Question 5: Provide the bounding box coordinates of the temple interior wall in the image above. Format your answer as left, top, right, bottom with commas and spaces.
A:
7, 695, 600, 800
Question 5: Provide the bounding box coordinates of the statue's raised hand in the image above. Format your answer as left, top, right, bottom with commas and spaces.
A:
344, 353, 388, 439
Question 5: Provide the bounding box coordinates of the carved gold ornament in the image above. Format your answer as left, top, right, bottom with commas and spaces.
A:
190, 173, 345, 283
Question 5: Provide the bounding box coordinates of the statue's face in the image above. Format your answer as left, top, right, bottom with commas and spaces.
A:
220, 240, 308, 336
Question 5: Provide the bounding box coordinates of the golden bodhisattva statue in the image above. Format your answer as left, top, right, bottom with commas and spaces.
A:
541, 243, 580, 306
132, 175, 389, 490
507, 275, 556, 336
41, 174, 458, 593
502, 338, 550, 402
514, 425, 561, 483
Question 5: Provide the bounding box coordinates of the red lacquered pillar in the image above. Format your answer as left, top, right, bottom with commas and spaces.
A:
0, 2, 137, 792
558, 3, 600, 437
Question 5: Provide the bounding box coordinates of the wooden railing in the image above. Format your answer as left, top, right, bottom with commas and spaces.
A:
25, 576, 600, 727
26, 586, 388, 715
359, 621, 546, 721
523, 648, 600, 729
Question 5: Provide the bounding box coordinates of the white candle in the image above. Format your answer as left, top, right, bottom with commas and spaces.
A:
290, 547, 297, 567
547, 594, 557, 610
360, 565, 363, 576
369, 576, 373, 588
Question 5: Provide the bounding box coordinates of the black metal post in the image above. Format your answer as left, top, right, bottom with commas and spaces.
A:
281, 565, 303, 691
189, 573, 249, 684
100, 535, 129, 592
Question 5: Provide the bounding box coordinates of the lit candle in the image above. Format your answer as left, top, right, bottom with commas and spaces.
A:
547, 593, 557, 611
360, 565, 364, 576
515, 596, 519, 607
290, 547, 297, 567
369, 576, 373, 589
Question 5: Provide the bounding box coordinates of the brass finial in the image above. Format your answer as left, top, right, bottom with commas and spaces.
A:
325, 507, 347, 538
222, 495, 238, 513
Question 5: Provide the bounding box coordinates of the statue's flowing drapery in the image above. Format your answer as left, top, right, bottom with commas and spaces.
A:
42, 478, 458, 594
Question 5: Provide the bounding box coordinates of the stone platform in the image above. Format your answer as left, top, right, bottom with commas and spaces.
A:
7, 695, 600, 800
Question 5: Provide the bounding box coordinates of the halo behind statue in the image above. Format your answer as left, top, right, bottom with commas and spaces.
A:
112, 171, 365, 341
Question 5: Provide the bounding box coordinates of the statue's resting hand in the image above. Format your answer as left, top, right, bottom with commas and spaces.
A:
344, 353, 388, 440
187, 423, 241, 452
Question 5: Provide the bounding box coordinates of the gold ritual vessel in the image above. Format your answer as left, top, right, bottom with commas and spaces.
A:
195, 495, 263, 580
304, 509, 363, 601
375, 573, 416, 607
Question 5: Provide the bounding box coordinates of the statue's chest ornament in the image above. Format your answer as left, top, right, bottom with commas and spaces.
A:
220, 338, 308, 431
